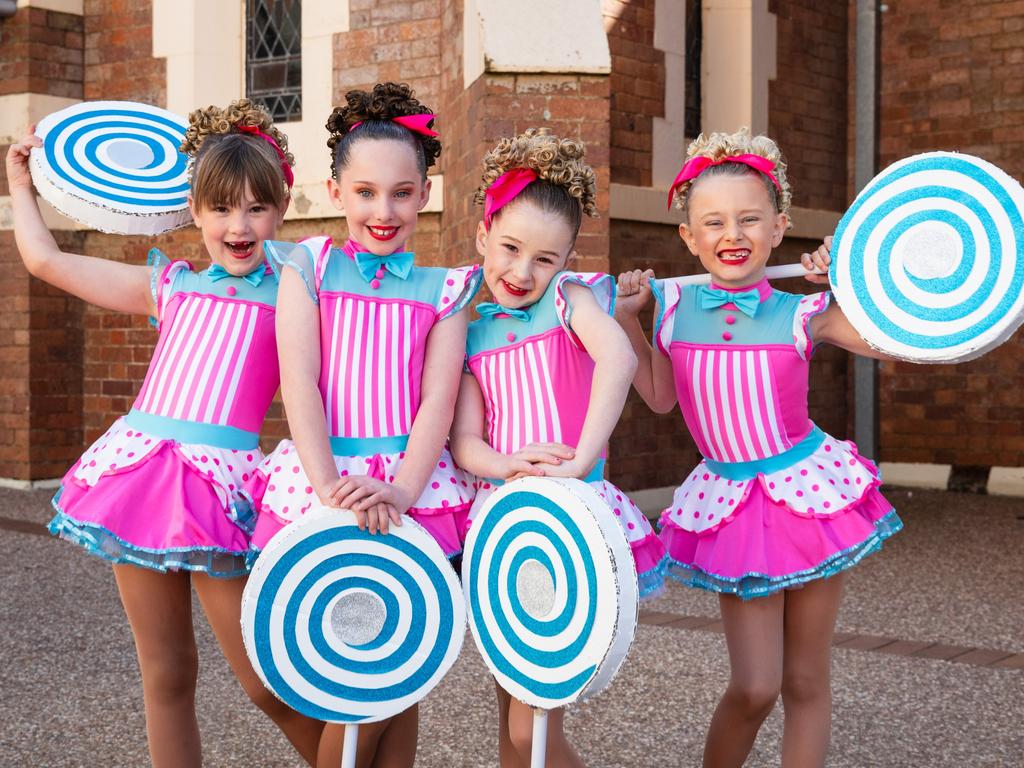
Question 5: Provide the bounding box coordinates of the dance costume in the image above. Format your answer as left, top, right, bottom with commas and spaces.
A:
653, 277, 902, 598
464, 272, 668, 597
247, 236, 482, 557
49, 252, 280, 577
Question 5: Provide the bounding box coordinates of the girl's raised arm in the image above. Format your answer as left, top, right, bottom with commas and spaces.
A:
6, 133, 153, 316
614, 269, 678, 413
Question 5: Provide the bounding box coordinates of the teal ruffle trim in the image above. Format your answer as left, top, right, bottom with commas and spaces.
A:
638, 553, 669, 600
665, 509, 903, 600
49, 502, 250, 579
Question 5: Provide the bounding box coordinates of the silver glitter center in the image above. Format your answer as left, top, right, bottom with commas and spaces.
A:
106, 139, 156, 170
516, 559, 556, 619
330, 591, 387, 646
900, 222, 961, 280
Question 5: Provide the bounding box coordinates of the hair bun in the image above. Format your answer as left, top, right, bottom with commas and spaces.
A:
181, 98, 294, 168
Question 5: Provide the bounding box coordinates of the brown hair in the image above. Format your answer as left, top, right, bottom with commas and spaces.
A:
474, 128, 598, 239
325, 82, 441, 180
671, 128, 791, 222
181, 98, 294, 211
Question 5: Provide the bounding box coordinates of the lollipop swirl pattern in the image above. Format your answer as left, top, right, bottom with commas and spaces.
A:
830, 151, 1024, 362
242, 509, 465, 723
463, 478, 638, 710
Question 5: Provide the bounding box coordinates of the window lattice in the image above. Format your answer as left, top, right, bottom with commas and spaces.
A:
685, 0, 702, 139
246, 0, 302, 122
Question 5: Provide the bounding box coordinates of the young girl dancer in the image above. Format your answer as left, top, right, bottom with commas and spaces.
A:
5, 100, 324, 766
246, 82, 480, 768
615, 128, 902, 767
450, 128, 667, 768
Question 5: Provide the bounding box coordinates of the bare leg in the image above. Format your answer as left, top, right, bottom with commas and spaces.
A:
780, 575, 844, 768
702, 591, 785, 768
496, 685, 526, 768
507, 699, 584, 768
113, 565, 200, 768
192, 572, 325, 765
317, 709, 417, 768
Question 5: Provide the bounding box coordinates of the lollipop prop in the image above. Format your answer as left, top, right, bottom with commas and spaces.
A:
241, 508, 466, 768
29, 101, 192, 235
462, 478, 639, 768
668, 262, 823, 286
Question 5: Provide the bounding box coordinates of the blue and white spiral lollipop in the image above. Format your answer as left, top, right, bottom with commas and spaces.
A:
463, 478, 638, 710
241, 508, 465, 723
29, 101, 191, 235
830, 151, 1024, 362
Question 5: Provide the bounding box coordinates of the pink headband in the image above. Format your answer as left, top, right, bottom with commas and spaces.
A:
667, 153, 781, 209
484, 168, 538, 228
237, 125, 294, 188
349, 113, 439, 138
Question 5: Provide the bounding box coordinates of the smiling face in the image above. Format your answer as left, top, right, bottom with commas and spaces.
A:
327, 138, 431, 255
189, 183, 287, 275
477, 200, 576, 308
679, 172, 788, 288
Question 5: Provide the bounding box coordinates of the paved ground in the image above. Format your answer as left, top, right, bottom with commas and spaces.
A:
0, 485, 1020, 767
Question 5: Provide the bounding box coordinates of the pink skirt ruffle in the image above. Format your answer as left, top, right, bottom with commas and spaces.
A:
51, 441, 256, 577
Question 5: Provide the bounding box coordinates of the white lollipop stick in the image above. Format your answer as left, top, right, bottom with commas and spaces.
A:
341, 724, 359, 768
531, 709, 548, 768
668, 263, 825, 286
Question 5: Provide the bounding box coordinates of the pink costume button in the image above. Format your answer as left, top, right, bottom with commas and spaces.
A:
725, 315, 736, 325
375, 268, 386, 279
506, 332, 516, 343
226, 286, 237, 296
370, 279, 381, 289
722, 331, 733, 341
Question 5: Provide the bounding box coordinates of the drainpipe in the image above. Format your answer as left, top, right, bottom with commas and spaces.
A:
854, 0, 880, 458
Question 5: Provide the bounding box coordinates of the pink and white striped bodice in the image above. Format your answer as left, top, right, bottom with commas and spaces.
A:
133, 261, 279, 436
654, 278, 830, 464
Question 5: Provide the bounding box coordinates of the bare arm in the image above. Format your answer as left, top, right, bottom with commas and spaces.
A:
276, 266, 339, 501
614, 269, 677, 413
537, 284, 637, 478
6, 133, 154, 316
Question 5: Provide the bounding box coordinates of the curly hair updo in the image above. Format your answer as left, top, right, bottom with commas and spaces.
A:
474, 127, 598, 240
181, 98, 294, 211
325, 82, 440, 180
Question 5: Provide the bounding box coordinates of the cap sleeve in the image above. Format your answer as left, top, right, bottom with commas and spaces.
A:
437, 264, 483, 319
147, 248, 191, 329
793, 291, 831, 360
650, 277, 684, 356
266, 236, 333, 304
554, 271, 615, 349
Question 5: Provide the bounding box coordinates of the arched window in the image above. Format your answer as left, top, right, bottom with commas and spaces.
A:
246, 0, 302, 122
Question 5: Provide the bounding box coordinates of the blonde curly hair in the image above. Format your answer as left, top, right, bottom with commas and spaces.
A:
474, 128, 598, 230
671, 128, 791, 221
181, 98, 294, 210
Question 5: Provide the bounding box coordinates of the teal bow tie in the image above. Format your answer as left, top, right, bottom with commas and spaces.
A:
207, 262, 269, 287
476, 302, 531, 321
353, 251, 414, 283
698, 285, 761, 318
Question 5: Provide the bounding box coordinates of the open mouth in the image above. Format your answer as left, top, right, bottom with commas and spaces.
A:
500, 279, 529, 297
717, 248, 751, 266
367, 225, 399, 241
225, 241, 257, 259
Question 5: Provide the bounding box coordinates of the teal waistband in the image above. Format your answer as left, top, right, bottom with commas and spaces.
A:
486, 458, 606, 487
124, 409, 260, 450
703, 425, 826, 481
329, 434, 410, 456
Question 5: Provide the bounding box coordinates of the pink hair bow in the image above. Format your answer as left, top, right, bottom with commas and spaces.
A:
667, 153, 781, 209
484, 168, 538, 227
349, 113, 439, 138
236, 125, 294, 188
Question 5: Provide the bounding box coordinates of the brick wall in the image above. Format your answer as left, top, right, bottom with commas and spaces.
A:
874, 0, 1024, 466
0, 7, 84, 98
769, 0, 849, 211
602, 0, 663, 188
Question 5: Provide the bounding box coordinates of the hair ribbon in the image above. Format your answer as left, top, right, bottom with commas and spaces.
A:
667, 153, 781, 209
236, 124, 294, 188
349, 113, 439, 138
484, 168, 538, 228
